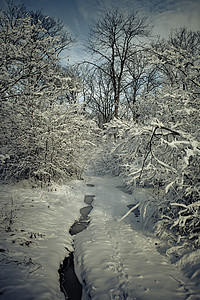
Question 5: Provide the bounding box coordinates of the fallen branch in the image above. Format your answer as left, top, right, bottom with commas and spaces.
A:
119, 202, 140, 221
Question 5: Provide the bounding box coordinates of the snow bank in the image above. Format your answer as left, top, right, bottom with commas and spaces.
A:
175, 250, 200, 285
0, 179, 86, 299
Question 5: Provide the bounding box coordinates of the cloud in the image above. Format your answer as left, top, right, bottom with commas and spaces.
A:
6, 0, 198, 58
75, 0, 98, 21
75, 0, 143, 23
149, 0, 200, 37
75, 0, 199, 39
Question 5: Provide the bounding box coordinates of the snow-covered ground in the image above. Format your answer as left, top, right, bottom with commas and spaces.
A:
0, 179, 86, 299
0, 173, 200, 299
75, 174, 200, 300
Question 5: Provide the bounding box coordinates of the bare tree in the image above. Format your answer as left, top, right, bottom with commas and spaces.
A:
83, 8, 151, 119
81, 67, 115, 127
123, 51, 159, 118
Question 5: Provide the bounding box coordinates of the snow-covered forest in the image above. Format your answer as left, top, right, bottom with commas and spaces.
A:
0, 2, 200, 299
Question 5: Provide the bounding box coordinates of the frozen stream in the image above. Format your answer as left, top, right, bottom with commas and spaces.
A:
59, 191, 95, 299
1, 174, 199, 299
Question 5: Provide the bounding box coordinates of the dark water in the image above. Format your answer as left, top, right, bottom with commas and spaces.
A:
59, 193, 95, 300
59, 252, 82, 300
69, 198, 94, 236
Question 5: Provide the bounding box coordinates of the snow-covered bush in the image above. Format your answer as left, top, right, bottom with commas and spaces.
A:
91, 118, 134, 177
0, 9, 98, 184
1, 101, 97, 183
92, 113, 200, 251
155, 139, 200, 252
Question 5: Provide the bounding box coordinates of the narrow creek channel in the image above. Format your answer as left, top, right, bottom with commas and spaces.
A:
59, 186, 95, 300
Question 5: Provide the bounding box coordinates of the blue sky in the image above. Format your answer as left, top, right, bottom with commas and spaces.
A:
0, 0, 199, 63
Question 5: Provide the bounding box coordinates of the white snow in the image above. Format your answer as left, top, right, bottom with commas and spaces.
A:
75, 174, 200, 300
0, 174, 200, 299
0, 179, 86, 299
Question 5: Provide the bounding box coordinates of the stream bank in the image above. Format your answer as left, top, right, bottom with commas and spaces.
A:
59, 191, 95, 300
